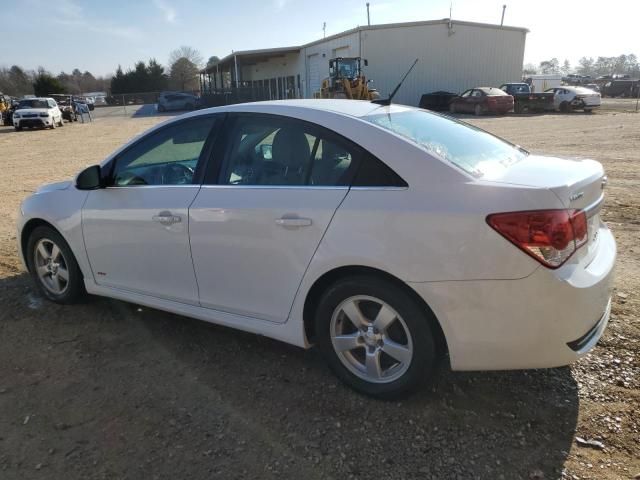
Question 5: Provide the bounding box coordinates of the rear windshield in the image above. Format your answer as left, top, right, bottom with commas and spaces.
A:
479, 88, 509, 96
364, 110, 527, 178
18, 99, 49, 109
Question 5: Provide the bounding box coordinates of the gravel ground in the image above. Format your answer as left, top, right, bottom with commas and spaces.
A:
0, 104, 638, 480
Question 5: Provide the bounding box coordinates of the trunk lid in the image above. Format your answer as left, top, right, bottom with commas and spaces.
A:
483, 155, 606, 264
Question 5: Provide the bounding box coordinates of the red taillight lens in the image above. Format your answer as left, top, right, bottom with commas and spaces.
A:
487, 209, 588, 268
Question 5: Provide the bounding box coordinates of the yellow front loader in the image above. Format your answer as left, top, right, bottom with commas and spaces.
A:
317, 57, 380, 101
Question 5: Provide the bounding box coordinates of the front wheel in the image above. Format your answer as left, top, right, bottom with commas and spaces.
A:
584, 108, 593, 114
26, 226, 86, 304
315, 276, 437, 399
14, 125, 22, 131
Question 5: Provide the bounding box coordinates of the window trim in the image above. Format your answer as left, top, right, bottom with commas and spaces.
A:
103, 113, 225, 188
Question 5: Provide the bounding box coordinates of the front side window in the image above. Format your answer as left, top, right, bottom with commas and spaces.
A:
111, 116, 217, 186
220, 115, 356, 186
364, 109, 527, 179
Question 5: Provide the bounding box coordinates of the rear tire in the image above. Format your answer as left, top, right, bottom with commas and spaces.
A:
26, 226, 86, 304
584, 108, 593, 114
315, 275, 437, 399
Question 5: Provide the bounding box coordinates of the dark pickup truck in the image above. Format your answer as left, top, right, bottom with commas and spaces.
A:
499, 83, 555, 113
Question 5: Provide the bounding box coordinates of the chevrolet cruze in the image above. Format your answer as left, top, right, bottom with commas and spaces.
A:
17, 100, 616, 398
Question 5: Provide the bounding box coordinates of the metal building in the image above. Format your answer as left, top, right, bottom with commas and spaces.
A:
200, 19, 528, 106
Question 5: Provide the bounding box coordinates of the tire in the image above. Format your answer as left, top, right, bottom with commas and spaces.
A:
26, 226, 86, 304
474, 104, 483, 116
584, 108, 593, 114
514, 103, 523, 114
560, 101, 570, 113
315, 275, 437, 399
14, 125, 22, 131
449, 103, 456, 114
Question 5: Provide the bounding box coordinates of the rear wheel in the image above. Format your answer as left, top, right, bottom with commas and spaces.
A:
26, 226, 86, 304
584, 108, 593, 114
315, 276, 437, 399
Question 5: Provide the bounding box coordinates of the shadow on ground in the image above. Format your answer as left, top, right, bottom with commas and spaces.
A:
0, 273, 578, 479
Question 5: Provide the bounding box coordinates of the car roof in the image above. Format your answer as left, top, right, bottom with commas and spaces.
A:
206, 99, 416, 118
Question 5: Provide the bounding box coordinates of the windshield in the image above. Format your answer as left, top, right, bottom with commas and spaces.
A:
336, 59, 358, 78
364, 110, 527, 178
18, 99, 49, 109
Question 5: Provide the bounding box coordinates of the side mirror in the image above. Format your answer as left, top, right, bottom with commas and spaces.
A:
364, 59, 369, 66
76, 165, 103, 190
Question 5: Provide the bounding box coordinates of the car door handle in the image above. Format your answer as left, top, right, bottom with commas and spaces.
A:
275, 217, 312, 228
152, 212, 182, 225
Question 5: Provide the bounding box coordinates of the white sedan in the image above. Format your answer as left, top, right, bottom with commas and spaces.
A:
546, 86, 601, 113
17, 100, 615, 398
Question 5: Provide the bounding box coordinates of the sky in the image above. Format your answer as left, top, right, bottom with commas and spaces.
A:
1, 0, 638, 76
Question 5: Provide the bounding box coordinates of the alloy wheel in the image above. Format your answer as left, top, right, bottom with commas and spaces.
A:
330, 295, 413, 384
33, 238, 69, 295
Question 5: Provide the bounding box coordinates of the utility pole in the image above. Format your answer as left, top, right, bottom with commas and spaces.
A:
366, 3, 370, 26
501, 4, 506, 26
323, 22, 326, 38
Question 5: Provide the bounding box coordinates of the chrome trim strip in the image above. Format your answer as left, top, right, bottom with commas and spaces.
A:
199, 185, 349, 190
104, 185, 201, 189
584, 193, 604, 218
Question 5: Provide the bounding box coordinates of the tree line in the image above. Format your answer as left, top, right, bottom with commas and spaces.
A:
524, 53, 640, 77
0, 45, 217, 98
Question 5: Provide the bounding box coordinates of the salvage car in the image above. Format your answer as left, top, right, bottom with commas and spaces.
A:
17, 100, 615, 398
449, 87, 513, 115
157, 92, 199, 112
13, 97, 64, 130
546, 86, 601, 113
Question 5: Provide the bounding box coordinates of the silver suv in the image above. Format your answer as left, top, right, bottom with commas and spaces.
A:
157, 92, 199, 112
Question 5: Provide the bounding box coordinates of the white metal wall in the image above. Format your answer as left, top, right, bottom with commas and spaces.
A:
362, 23, 527, 106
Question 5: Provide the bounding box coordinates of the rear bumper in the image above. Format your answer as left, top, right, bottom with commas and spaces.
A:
409, 226, 616, 371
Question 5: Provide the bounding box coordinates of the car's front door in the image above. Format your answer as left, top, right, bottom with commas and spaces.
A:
189, 113, 360, 322
82, 115, 220, 305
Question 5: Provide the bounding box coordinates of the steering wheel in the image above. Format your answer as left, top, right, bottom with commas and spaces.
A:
163, 163, 194, 185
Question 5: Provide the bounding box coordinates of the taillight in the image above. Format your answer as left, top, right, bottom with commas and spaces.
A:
487, 209, 588, 268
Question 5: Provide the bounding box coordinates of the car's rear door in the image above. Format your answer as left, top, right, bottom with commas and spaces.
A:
82, 115, 221, 305
188, 113, 360, 323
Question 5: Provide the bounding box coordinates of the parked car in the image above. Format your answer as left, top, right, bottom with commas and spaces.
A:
582, 83, 601, 93
12, 97, 64, 130
17, 100, 615, 398
545, 86, 601, 113
499, 83, 555, 113
157, 92, 200, 112
74, 96, 95, 111
418, 91, 458, 111
449, 87, 513, 115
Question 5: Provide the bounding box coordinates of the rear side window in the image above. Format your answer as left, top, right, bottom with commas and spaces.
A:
353, 154, 407, 187
218, 114, 359, 187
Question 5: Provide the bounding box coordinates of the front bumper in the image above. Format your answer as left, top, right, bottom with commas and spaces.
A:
15, 117, 52, 128
409, 226, 616, 371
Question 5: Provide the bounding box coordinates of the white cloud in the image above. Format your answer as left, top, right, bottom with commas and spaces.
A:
153, 0, 177, 23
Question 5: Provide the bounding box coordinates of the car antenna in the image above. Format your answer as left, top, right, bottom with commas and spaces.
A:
372, 58, 419, 105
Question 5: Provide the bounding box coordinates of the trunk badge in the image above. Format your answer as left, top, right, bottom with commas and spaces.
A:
569, 191, 584, 202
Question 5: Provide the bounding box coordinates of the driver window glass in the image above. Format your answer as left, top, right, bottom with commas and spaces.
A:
221, 115, 355, 187
111, 116, 216, 186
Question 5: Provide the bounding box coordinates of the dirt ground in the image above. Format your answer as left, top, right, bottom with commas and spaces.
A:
0, 103, 638, 480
